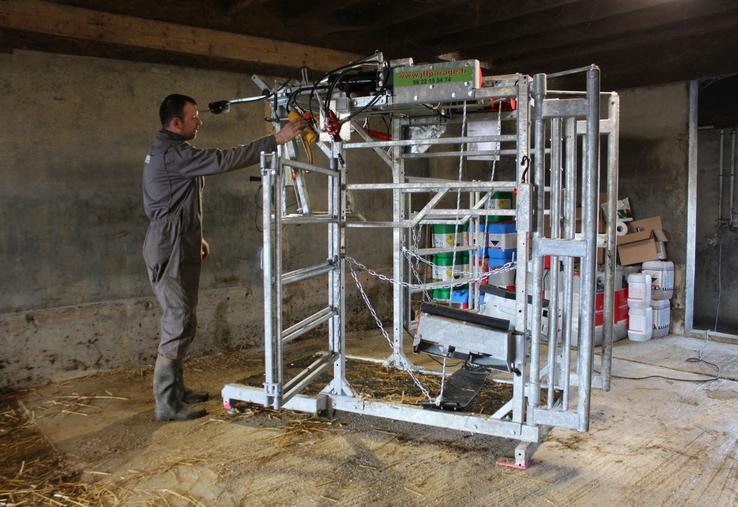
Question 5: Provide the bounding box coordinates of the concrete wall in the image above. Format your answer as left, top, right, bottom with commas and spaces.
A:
0, 50, 393, 387
617, 82, 690, 331
693, 128, 738, 334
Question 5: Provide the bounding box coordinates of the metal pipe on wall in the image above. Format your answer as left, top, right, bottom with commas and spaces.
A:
718, 129, 724, 224
731, 130, 737, 227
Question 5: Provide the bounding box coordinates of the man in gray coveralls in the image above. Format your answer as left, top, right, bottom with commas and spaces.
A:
143, 94, 306, 421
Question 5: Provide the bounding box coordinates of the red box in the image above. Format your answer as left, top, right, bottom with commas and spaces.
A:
595, 310, 604, 326
615, 304, 629, 322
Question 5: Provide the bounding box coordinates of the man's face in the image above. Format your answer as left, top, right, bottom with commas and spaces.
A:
172, 101, 203, 140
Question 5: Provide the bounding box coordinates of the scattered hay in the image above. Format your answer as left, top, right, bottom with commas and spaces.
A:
0, 392, 89, 506
33, 392, 129, 419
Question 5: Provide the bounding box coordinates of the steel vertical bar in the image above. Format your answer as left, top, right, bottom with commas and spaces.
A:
273, 153, 284, 409
601, 93, 620, 391
577, 66, 600, 432
546, 118, 562, 409
327, 153, 336, 358
473, 190, 481, 311
333, 154, 349, 390
561, 118, 577, 409
261, 152, 276, 407
512, 77, 530, 424
392, 117, 406, 362
528, 73, 547, 414
406, 192, 413, 328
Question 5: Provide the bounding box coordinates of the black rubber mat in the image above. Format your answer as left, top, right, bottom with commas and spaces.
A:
421, 367, 489, 411
479, 284, 549, 308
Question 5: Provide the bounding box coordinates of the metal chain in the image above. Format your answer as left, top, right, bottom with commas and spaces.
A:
400, 248, 516, 281
402, 246, 471, 275
409, 225, 431, 301
347, 263, 433, 401
347, 255, 515, 290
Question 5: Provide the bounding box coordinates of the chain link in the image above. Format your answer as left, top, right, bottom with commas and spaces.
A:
357, 252, 515, 290
347, 263, 433, 401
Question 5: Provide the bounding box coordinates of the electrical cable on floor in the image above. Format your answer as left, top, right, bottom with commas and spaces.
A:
595, 356, 722, 383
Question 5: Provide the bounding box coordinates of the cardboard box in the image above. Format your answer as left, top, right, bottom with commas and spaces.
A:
617, 216, 668, 266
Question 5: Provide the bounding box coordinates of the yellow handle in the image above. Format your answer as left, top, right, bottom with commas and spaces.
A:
288, 110, 317, 144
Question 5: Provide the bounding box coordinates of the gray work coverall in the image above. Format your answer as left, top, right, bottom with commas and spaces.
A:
142, 129, 276, 361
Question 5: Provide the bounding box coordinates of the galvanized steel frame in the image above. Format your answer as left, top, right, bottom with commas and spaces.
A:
222, 65, 618, 466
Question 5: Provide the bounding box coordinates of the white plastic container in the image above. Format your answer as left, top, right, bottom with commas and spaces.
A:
642, 260, 674, 300
627, 273, 652, 308
651, 299, 671, 338
628, 306, 653, 341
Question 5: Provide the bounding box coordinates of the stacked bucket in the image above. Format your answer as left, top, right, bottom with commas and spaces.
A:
484, 191, 516, 289
430, 224, 469, 306
626, 261, 673, 341
642, 260, 673, 338
626, 273, 652, 341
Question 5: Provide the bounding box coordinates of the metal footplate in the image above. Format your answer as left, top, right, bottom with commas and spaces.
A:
413, 303, 514, 372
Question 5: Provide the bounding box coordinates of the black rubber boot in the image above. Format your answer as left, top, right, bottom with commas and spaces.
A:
154, 356, 207, 421
175, 360, 209, 404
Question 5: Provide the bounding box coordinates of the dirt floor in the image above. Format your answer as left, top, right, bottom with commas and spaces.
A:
2, 332, 737, 506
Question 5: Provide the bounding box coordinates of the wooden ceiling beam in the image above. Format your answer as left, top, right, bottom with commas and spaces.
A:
0, 0, 361, 73
429, 0, 683, 56
465, 0, 736, 64
356, 0, 583, 57
490, 10, 738, 70
321, 0, 468, 34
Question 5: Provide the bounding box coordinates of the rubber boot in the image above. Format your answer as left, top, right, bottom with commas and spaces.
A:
175, 360, 209, 404
154, 356, 206, 421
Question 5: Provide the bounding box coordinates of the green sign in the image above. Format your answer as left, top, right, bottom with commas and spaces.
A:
394, 65, 475, 88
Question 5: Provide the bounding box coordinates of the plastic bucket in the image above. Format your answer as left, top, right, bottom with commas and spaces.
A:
488, 248, 515, 267
432, 252, 469, 281
487, 222, 517, 251
431, 224, 467, 248
487, 191, 513, 223
432, 284, 469, 302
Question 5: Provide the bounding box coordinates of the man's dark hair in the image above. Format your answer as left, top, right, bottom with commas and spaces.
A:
159, 94, 197, 127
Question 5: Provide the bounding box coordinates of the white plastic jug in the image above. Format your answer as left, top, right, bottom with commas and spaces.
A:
642, 261, 674, 300
628, 306, 653, 342
651, 299, 670, 338
627, 273, 652, 308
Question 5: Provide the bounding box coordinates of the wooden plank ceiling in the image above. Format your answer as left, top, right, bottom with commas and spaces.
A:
2, 0, 738, 89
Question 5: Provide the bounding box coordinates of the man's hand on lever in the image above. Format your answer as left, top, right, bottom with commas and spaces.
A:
274, 118, 308, 144
201, 238, 210, 260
